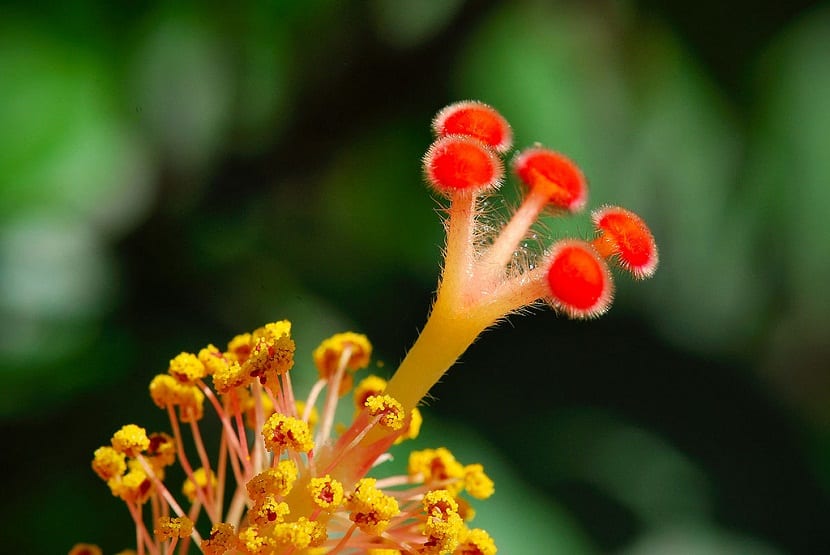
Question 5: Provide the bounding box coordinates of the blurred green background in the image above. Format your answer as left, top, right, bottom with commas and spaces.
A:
2, 0, 830, 553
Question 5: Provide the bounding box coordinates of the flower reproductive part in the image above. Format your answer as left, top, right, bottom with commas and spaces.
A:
74, 101, 656, 555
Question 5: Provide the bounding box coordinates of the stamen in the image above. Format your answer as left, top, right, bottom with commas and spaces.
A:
187, 419, 217, 519
318, 343, 353, 444
591, 205, 659, 279
164, 406, 213, 514
197, 380, 250, 476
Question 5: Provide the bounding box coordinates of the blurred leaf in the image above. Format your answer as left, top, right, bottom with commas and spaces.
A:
5, 472, 132, 554
0, 323, 135, 418
620, 524, 783, 555
521, 408, 712, 527
748, 7, 830, 326
0, 215, 118, 415
231, 6, 294, 152
0, 24, 153, 234
131, 8, 233, 180
370, 0, 465, 48
0, 216, 113, 322
316, 119, 442, 284
0, 21, 152, 417
618, 26, 761, 353
745, 5, 830, 426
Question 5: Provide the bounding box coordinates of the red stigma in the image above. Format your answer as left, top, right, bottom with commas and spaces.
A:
513, 147, 587, 212
546, 240, 613, 319
433, 101, 513, 153
424, 135, 503, 195
592, 206, 658, 279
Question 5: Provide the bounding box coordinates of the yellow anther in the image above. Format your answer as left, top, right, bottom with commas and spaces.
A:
423, 514, 463, 554
91, 446, 126, 482
345, 478, 400, 535
154, 516, 193, 541
367, 550, 402, 555
308, 474, 344, 510
68, 544, 102, 555
307, 519, 328, 547
111, 468, 153, 504
177, 386, 204, 422
456, 497, 476, 522
243, 327, 295, 387
313, 332, 372, 379
422, 491, 463, 554
249, 494, 290, 526
226, 332, 253, 364
456, 527, 497, 555
211, 361, 248, 395
262, 413, 314, 453
200, 523, 237, 555
126, 458, 145, 473
148, 374, 205, 421
146, 432, 176, 469
408, 447, 465, 493
182, 467, 216, 503
168, 352, 207, 385
198, 344, 228, 376
111, 424, 149, 457
238, 525, 274, 554
354, 375, 388, 408
148, 374, 180, 407
270, 517, 326, 549
365, 394, 404, 430
463, 464, 494, 499
246, 460, 298, 501
394, 407, 423, 445
252, 320, 292, 342
423, 489, 459, 518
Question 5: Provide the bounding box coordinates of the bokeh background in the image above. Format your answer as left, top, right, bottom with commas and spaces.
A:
2, 0, 830, 553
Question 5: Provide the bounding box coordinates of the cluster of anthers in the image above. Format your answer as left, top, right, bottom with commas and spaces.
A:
71, 101, 657, 555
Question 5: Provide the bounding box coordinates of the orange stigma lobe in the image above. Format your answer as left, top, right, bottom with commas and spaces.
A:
545, 240, 613, 319
592, 206, 658, 279
513, 147, 587, 212
424, 135, 503, 194
433, 100, 513, 153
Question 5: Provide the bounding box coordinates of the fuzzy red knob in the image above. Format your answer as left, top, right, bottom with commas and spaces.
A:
432, 101, 513, 153
545, 240, 613, 319
513, 147, 587, 213
423, 135, 504, 195
592, 206, 658, 279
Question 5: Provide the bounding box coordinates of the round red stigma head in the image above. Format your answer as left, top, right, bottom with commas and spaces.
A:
545, 239, 613, 319
423, 135, 504, 195
592, 206, 658, 279
513, 147, 587, 213
433, 101, 513, 153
